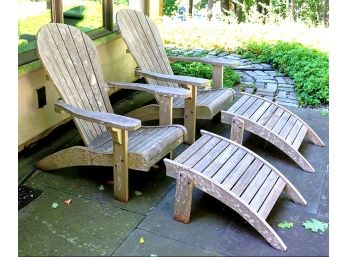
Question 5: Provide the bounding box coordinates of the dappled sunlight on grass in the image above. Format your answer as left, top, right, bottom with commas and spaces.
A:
159, 17, 329, 52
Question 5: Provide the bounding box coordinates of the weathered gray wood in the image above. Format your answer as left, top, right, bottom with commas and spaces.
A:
158, 95, 173, 125
116, 9, 235, 137
212, 148, 246, 183
55, 101, 141, 131
231, 159, 264, 195
230, 116, 244, 144
36, 23, 187, 203
285, 120, 303, 145
292, 125, 308, 150
212, 65, 223, 88
256, 104, 277, 125
221, 154, 255, 189
183, 136, 221, 167
192, 140, 229, 172
265, 108, 284, 130
226, 94, 250, 113
174, 173, 194, 224
241, 165, 272, 203
272, 112, 291, 134
258, 178, 286, 219
242, 99, 264, 118
249, 172, 279, 211
235, 97, 258, 115
136, 69, 209, 88
107, 82, 190, 97
112, 128, 129, 202
176, 134, 212, 163
279, 116, 297, 139
184, 85, 197, 144
249, 101, 272, 122
168, 56, 239, 67
202, 145, 239, 177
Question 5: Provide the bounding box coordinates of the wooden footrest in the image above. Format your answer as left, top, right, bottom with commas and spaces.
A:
165, 130, 307, 251
221, 93, 325, 172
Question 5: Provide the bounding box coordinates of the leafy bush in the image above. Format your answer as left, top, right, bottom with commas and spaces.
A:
237, 41, 329, 106
163, 0, 180, 16
171, 62, 240, 88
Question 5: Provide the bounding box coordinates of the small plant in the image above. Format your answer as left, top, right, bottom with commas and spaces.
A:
171, 61, 240, 88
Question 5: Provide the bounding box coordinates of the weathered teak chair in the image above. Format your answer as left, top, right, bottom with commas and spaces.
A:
116, 9, 324, 172
116, 9, 238, 144
36, 23, 190, 202
165, 130, 307, 251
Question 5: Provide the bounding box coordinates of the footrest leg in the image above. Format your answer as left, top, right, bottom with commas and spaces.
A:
174, 173, 193, 224
230, 117, 244, 144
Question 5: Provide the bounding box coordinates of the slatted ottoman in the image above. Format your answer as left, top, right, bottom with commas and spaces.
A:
164, 130, 307, 251
221, 93, 325, 172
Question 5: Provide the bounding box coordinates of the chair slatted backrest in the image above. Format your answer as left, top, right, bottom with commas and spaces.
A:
37, 23, 114, 146
116, 9, 178, 88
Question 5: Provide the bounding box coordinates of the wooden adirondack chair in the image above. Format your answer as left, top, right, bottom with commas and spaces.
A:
36, 23, 190, 202
116, 9, 239, 144
116, 9, 324, 172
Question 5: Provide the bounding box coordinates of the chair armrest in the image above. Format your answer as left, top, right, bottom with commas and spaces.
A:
107, 81, 191, 98
135, 69, 209, 88
55, 100, 141, 131
168, 56, 240, 67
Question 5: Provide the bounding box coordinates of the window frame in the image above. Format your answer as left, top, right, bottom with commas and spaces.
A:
18, 0, 127, 66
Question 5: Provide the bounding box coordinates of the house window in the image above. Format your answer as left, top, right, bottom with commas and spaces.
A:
63, 0, 103, 33
18, 0, 144, 66
18, 0, 52, 56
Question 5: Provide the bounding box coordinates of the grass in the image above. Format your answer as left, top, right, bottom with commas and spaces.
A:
160, 18, 329, 107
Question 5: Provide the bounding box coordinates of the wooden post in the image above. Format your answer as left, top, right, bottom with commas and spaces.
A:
230, 116, 244, 144
212, 65, 223, 88
51, 0, 63, 23
103, 0, 113, 31
158, 95, 173, 125
111, 128, 129, 202
174, 173, 193, 224
184, 85, 197, 144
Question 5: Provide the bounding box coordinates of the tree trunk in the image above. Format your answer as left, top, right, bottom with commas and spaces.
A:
291, 0, 296, 20
207, 0, 214, 20
322, 0, 329, 27
189, 0, 193, 17
235, 0, 244, 23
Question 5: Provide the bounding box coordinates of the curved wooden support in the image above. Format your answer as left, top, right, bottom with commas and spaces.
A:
242, 119, 315, 173
164, 160, 288, 251
199, 130, 307, 206
306, 128, 325, 146
36, 146, 112, 171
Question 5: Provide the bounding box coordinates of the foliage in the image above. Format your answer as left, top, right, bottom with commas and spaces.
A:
163, 0, 180, 16
171, 61, 240, 88
302, 219, 329, 233
277, 221, 294, 229
237, 41, 329, 106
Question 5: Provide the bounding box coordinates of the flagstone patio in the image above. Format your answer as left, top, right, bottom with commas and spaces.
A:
18, 90, 329, 256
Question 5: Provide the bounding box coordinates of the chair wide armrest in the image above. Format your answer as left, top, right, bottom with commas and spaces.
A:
55, 100, 141, 131
135, 69, 209, 88
168, 56, 240, 67
107, 81, 191, 98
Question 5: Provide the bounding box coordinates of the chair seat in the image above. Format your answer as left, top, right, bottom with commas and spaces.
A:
89, 125, 186, 171
173, 88, 234, 119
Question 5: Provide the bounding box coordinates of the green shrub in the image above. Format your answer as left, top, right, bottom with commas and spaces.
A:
171, 61, 240, 88
237, 41, 329, 106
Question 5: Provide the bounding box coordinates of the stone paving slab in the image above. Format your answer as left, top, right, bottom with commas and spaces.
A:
19, 186, 143, 256
29, 166, 175, 215
138, 187, 231, 251
112, 229, 219, 256
215, 206, 328, 256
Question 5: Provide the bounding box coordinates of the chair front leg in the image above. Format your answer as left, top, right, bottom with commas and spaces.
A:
111, 128, 129, 202
184, 85, 197, 144
212, 65, 224, 89
158, 95, 173, 125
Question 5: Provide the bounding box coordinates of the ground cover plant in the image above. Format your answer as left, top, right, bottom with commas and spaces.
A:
237, 41, 329, 106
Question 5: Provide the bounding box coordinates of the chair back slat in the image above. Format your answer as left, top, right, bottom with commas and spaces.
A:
116, 9, 178, 88
37, 23, 113, 145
